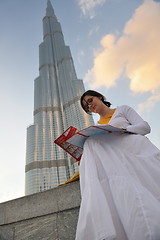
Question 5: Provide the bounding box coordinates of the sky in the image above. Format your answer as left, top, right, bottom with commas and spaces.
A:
0, 0, 160, 203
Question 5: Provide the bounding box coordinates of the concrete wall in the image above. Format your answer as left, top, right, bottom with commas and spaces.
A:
0, 181, 80, 240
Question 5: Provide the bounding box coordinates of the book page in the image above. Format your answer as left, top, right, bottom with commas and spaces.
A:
67, 125, 126, 148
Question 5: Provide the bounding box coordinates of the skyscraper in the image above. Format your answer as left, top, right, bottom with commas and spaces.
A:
25, 0, 94, 195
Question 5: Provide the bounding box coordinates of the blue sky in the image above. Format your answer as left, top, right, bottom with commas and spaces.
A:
0, 0, 160, 203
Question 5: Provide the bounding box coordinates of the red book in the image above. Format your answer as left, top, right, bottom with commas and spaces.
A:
54, 126, 82, 162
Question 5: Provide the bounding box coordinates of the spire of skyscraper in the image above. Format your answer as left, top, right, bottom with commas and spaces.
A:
46, 0, 56, 18
25, 1, 94, 195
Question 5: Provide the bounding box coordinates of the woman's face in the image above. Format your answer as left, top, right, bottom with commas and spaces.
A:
83, 95, 105, 113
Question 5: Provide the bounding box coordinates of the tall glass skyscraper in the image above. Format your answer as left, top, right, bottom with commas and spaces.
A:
25, 0, 94, 195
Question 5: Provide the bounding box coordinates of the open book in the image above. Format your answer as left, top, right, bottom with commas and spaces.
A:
54, 125, 130, 162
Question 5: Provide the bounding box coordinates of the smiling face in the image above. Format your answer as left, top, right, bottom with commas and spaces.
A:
83, 95, 106, 114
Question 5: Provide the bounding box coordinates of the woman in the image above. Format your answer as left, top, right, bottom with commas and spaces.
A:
75, 90, 160, 240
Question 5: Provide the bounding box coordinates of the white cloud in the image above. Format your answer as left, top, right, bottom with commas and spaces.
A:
137, 92, 160, 114
77, 50, 85, 64
88, 25, 100, 37
77, 0, 106, 18
85, 0, 160, 93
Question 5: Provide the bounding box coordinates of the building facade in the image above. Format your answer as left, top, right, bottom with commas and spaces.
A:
25, 0, 94, 195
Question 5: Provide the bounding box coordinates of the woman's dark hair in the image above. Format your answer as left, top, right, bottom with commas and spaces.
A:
80, 90, 111, 114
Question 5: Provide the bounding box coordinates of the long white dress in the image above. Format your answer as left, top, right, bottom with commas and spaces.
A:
75, 105, 160, 240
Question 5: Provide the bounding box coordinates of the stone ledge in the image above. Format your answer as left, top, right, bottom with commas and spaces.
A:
0, 207, 80, 240
0, 181, 80, 226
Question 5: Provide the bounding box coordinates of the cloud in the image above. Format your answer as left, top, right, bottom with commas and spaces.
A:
88, 25, 100, 37
77, 0, 106, 18
85, 0, 160, 93
77, 50, 85, 64
137, 93, 160, 113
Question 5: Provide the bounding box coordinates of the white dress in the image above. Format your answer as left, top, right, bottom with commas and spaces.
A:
75, 105, 160, 240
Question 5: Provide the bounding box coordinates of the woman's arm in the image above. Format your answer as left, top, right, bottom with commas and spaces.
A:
124, 105, 151, 135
